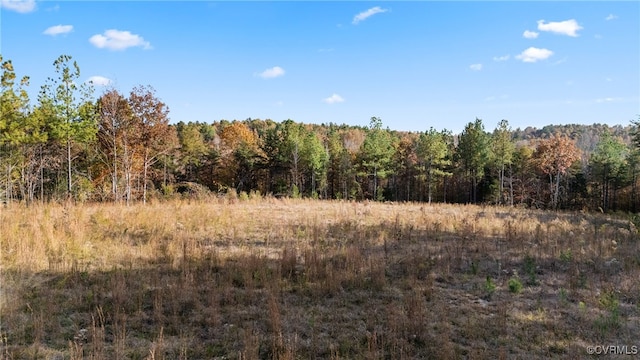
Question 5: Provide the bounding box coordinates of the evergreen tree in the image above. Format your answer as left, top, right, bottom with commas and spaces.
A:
359, 117, 394, 200
39, 55, 97, 199
590, 132, 628, 211
491, 120, 515, 205
301, 131, 328, 197
416, 127, 450, 203
457, 118, 490, 203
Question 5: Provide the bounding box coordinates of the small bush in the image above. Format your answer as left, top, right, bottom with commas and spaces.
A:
523, 255, 537, 285
249, 190, 262, 200
290, 184, 300, 199
559, 249, 572, 264
559, 288, 568, 304
508, 277, 523, 294
595, 288, 621, 334
470, 260, 478, 275
484, 276, 496, 299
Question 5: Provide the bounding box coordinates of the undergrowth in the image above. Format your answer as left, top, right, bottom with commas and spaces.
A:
1, 199, 639, 358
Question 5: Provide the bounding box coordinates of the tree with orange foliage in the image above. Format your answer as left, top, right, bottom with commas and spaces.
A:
217, 121, 263, 191
96, 89, 136, 203
128, 85, 178, 204
534, 135, 581, 209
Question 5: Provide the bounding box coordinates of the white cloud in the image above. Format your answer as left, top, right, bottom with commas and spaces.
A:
86, 76, 112, 86
0, 0, 36, 13
352, 6, 388, 25
257, 66, 285, 79
605, 14, 618, 21
516, 47, 553, 63
493, 55, 510, 62
323, 94, 345, 104
523, 30, 539, 39
595, 97, 617, 103
43, 24, 73, 36
89, 29, 152, 51
537, 19, 583, 37
469, 63, 482, 71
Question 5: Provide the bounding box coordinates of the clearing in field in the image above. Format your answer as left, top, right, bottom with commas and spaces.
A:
1, 198, 639, 358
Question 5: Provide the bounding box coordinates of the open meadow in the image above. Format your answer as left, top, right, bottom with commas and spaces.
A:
1, 198, 639, 359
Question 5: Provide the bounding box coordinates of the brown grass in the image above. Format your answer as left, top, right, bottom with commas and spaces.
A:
1, 198, 639, 358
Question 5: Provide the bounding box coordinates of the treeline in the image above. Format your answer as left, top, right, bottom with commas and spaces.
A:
2, 55, 640, 212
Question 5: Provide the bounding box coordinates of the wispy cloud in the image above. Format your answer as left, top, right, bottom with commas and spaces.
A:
516, 47, 553, 63
89, 29, 152, 51
523, 30, 539, 39
257, 66, 285, 79
537, 19, 583, 37
323, 94, 345, 104
493, 55, 510, 62
595, 97, 617, 103
352, 6, 388, 25
469, 64, 482, 71
605, 14, 618, 21
86, 76, 112, 86
43, 24, 73, 36
0, 0, 36, 13
552, 57, 567, 66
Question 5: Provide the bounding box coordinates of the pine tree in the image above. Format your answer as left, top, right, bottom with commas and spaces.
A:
360, 117, 395, 200
39, 55, 97, 199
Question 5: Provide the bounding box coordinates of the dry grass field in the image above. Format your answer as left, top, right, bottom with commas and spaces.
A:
1, 197, 639, 359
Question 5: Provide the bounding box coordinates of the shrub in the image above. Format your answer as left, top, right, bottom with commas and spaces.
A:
508, 277, 523, 294
523, 255, 537, 285
484, 276, 496, 299
291, 185, 300, 199
559, 249, 572, 264
595, 288, 621, 334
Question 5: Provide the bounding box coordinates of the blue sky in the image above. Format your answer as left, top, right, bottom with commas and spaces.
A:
1, 1, 638, 133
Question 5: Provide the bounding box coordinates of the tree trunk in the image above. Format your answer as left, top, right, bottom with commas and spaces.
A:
373, 163, 378, 200
406, 172, 411, 201
499, 164, 504, 205
112, 136, 118, 202
40, 153, 44, 203
632, 169, 638, 213
554, 170, 561, 209
427, 166, 432, 204
143, 152, 149, 204
443, 175, 447, 203
123, 143, 132, 205
508, 163, 514, 206
67, 137, 72, 199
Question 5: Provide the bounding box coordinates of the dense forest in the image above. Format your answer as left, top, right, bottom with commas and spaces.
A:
2, 55, 640, 212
